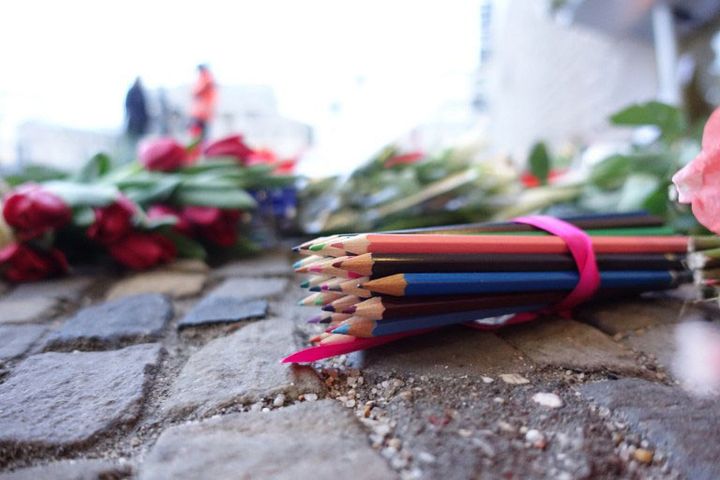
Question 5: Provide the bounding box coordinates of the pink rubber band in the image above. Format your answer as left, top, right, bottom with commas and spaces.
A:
512, 215, 600, 315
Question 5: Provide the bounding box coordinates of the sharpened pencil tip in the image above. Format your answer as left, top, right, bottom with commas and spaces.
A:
309, 243, 324, 252
332, 260, 343, 268
342, 306, 357, 314
306, 316, 321, 324
291, 246, 300, 252
332, 324, 350, 335
321, 305, 335, 312
292, 260, 302, 269
299, 279, 309, 288
309, 286, 320, 292
330, 242, 343, 249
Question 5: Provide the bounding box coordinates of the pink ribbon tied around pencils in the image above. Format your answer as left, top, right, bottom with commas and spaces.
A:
465, 214, 601, 330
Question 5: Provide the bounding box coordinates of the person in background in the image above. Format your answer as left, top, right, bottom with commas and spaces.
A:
189, 64, 217, 141
124, 77, 148, 139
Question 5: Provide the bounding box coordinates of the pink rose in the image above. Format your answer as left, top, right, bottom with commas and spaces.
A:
672, 108, 720, 233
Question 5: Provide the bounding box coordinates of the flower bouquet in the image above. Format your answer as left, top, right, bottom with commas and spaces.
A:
0, 134, 296, 282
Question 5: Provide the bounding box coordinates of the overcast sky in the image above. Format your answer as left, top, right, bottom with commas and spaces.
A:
0, 0, 481, 173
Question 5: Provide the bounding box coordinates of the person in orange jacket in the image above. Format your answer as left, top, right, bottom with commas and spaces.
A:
189, 64, 217, 141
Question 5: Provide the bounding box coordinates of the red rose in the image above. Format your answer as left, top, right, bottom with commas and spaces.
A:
182, 206, 240, 247
139, 138, 188, 172
203, 135, 253, 164
87, 197, 136, 244
147, 204, 193, 235
0, 243, 68, 282
107, 232, 176, 270
3, 184, 72, 238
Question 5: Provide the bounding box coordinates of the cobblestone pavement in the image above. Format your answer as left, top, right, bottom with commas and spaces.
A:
0, 253, 719, 479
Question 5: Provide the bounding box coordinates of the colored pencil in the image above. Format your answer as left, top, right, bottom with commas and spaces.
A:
321, 277, 372, 297
307, 312, 353, 324
330, 234, 708, 256
331, 304, 544, 337
308, 277, 345, 292
334, 252, 687, 277
361, 270, 691, 297
300, 275, 333, 289
298, 291, 345, 306
322, 294, 366, 312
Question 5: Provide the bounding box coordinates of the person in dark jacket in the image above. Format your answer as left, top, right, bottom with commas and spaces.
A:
125, 77, 149, 138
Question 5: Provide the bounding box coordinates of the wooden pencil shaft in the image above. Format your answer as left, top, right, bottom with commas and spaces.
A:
350, 304, 545, 337
339, 234, 689, 255
363, 270, 688, 296
353, 253, 685, 278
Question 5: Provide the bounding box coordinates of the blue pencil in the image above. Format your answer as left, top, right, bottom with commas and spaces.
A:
332, 304, 545, 337
362, 270, 688, 296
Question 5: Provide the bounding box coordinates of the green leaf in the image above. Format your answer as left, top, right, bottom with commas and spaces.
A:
43, 181, 119, 207
172, 186, 257, 209
528, 142, 551, 185
121, 177, 181, 205
74, 152, 112, 182
72, 207, 96, 228
3, 164, 68, 186
610, 101, 686, 139
165, 231, 207, 259
589, 155, 633, 190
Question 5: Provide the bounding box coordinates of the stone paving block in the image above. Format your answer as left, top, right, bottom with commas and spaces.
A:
581, 378, 720, 480
209, 277, 288, 301
164, 319, 324, 417
575, 297, 696, 335
0, 344, 162, 458
5, 276, 94, 303
499, 318, 644, 375
140, 400, 395, 480
211, 254, 292, 279
358, 326, 532, 378
106, 269, 207, 300
44, 294, 173, 351
622, 323, 677, 372
0, 458, 132, 480
0, 325, 47, 361
179, 297, 267, 329
0, 297, 58, 325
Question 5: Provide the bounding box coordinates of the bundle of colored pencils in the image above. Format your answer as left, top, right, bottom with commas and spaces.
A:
289, 212, 720, 361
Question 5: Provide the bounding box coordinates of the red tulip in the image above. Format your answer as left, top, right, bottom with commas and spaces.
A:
0, 243, 68, 282
139, 137, 188, 172
203, 135, 254, 164
87, 196, 136, 244
107, 232, 176, 270
3, 184, 71, 238
182, 206, 240, 247
147, 204, 193, 235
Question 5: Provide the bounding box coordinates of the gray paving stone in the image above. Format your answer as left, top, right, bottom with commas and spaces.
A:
581, 378, 720, 480
499, 318, 644, 375
575, 296, 705, 335
0, 325, 47, 360
209, 277, 288, 301
140, 400, 395, 480
179, 297, 267, 329
5, 276, 94, 302
0, 344, 162, 457
106, 268, 207, 300
0, 458, 132, 480
358, 326, 532, 377
623, 323, 677, 372
44, 294, 172, 351
211, 254, 292, 278
164, 319, 325, 417
0, 297, 58, 325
